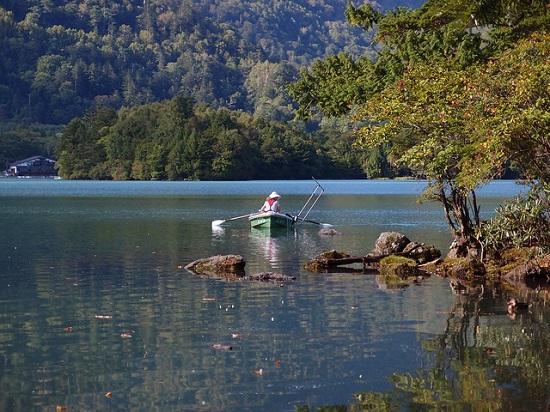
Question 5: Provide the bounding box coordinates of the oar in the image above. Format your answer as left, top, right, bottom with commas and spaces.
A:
211, 214, 252, 227
296, 218, 333, 228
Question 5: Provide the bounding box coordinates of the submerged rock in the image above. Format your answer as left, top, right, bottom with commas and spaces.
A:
248, 272, 297, 282
319, 228, 343, 236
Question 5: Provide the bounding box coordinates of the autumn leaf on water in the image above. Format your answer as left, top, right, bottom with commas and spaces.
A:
252, 369, 263, 375
275, 360, 281, 366
105, 392, 113, 398
121, 333, 133, 339
231, 333, 243, 338
65, 326, 73, 332
56, 406, 68, 411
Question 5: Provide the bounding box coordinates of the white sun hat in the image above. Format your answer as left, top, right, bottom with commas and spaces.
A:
268, 191, 281, 199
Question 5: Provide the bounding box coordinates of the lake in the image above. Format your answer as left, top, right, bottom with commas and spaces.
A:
1, 179, 548, 411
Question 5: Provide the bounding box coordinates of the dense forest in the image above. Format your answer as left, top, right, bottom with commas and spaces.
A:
55, 96, 373, 180
0, 0, 423, 174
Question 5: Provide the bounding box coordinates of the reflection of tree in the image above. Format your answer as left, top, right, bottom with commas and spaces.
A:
353, 291, 550, 410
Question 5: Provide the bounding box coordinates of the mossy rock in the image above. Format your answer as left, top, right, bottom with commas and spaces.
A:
441, 257, 486, 282
304, 250, 351, 272
316, 250, 351, 260
303, 260, 327, 272
379, 255, 418, 278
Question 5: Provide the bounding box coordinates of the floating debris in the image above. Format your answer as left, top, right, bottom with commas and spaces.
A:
213, 344, 232, 350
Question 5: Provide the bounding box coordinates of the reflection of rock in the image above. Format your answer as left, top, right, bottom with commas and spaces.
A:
185, 255, 246, 278
248, 272, 296, 283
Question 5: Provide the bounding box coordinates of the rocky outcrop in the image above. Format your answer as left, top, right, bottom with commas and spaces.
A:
303, 250, 353, 272
370, 232, 441, 263
304, 232, 441, 273
371, 232, 411, 255
185, 255, 296, 283
185, 254, 246, 279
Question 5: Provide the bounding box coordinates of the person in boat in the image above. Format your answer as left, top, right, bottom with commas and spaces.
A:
260, 191, 281, 213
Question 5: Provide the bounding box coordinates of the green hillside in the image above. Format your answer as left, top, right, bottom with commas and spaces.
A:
0, 0, 423, 125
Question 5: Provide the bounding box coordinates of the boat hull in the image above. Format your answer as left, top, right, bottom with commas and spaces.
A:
249, 212, 294, 229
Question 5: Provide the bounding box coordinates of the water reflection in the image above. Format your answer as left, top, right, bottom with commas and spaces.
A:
0, 180, 546, 411
249, 228, 287, 268
350, 280, 550, 410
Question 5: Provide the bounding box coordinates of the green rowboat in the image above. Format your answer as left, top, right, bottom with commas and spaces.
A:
248, 211, 294, 229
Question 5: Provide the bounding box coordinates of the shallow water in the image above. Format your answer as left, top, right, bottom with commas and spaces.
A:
1, 179, 542, 411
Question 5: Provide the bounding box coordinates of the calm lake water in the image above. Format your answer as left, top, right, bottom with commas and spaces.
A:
1, 179, 548, 411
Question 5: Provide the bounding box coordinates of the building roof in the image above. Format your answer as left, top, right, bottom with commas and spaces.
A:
10, 156, 56, 166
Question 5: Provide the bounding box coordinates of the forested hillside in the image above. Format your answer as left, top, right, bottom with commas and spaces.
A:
0, 0, 423, 174
0, 0, 422, 125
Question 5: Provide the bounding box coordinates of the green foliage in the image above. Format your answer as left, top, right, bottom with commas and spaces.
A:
55, 96, 363, 180
480, 184, 550, 253
288, 53, 381, 120
0, 0, 390, 125
345, 15, 550, 251
291, 0, 550, 120
55, 105, 117, 179
0, 123, 60, 167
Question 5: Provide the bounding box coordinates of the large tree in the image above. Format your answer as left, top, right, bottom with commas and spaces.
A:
290, 0, 550, 256
354, 32, 550, 256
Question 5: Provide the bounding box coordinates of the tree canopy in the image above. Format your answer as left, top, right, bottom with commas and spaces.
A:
1, 0, 423, 125
290, 0, 550, 255
55, 96, 367, 180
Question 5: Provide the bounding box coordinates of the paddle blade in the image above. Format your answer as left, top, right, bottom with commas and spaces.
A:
319, 223, 333, 228
211, 219, 225, 227
300, 218, 333, 228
